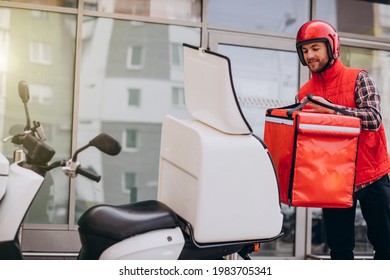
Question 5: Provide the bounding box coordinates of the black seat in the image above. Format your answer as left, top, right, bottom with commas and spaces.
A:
77, 200, 178, 240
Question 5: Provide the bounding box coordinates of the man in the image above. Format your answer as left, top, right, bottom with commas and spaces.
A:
296, 20, 390, 259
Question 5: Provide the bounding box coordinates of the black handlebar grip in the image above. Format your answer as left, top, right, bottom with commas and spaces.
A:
76, 166, 101, 182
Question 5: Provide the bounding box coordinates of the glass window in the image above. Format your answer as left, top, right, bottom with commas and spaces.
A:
124, 129, 138, 150
76, 17, 199, 217
29, 83, 53, 105
217, 44, 298, 257
171, 86, 184, 107
339, 46, 390, 145
207, 0, 309, 35
170, 42, 183, 67
218, 44, 298, 136
316, 0, 390, 39
123, 172, 138, 203
0, 8, 75, 224
311, 45, 390, 257
84, 0, 202, 22
0, 8, 10, 27
123, 172, 136, 192
30, 10, 49, 19
0, 31, 9, 69
0, 74, 5, 97
127, 46, 143, 69
1, 0, 78, 8
29, 42, 52, 65
128, 88, 141, 106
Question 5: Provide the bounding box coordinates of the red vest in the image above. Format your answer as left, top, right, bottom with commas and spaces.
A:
298, 59, 390, 186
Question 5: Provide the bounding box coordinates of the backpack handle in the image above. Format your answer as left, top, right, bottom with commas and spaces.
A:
306, 94, 352, 116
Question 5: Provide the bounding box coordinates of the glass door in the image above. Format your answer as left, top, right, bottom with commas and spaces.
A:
208, 31, 307, 258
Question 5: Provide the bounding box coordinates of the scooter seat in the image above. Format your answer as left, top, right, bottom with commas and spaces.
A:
77, 200, 179, 240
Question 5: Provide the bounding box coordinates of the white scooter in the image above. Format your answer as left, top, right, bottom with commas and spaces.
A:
0, 44, 284, 260
0, 81, 121, 260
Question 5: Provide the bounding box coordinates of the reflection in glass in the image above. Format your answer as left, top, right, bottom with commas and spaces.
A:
340, 46, 390, 144
217, 44, 298, 257
316, 0, 390, 38
75, 17, 200, 220
84, 0, 201, 22
0, 8, 76, 224
207, 0, 309, 35
218, 44, 297, 136
1, 0, 78, 8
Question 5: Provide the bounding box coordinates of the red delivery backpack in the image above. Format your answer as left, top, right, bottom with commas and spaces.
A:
264, 95, 361, 208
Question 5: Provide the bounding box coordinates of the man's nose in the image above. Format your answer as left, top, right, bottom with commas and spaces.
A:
306, 49, 315, 58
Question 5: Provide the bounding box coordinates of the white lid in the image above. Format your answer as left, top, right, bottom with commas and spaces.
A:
183, 44, 252, 135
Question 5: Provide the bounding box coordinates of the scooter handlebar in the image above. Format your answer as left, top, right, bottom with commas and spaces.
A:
76, 166, 101, 182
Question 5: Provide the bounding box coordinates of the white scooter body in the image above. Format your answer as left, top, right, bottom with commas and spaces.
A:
0, 162, 44, 243
157, 45, 283, 246
99, 227, 185, 260
0, 153, 9, 201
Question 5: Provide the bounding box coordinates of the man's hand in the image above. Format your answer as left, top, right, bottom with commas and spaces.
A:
301, 95, 336, 114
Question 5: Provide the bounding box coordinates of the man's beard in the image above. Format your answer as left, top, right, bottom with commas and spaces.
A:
310, 58, 332, 73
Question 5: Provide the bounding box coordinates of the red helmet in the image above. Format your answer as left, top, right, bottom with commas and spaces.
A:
296, 20, 340, 66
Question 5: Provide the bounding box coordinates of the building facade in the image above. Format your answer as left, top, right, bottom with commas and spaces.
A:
0, 0, 389, 259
